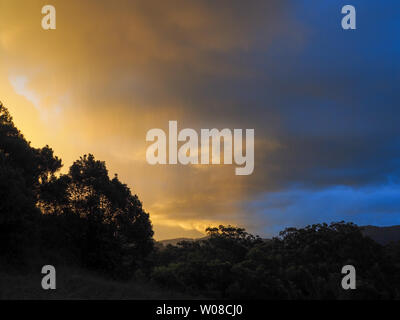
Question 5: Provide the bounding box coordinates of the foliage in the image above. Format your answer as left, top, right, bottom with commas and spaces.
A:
0, 102, 154, 276
150, 223, 400, 299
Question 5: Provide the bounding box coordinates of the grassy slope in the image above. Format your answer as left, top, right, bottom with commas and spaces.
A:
0, 266, 191, 300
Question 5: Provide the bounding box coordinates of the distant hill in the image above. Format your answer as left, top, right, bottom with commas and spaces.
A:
158, 238, 195, 246
158, 225, 400, 247
362, 225, 400, 245
158, 236, 209, 246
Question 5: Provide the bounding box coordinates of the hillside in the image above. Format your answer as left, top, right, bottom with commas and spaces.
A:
362, 225, 400, 245
0, 266, 191, 300
158, 225, 400, 246
158, 236, 208, 246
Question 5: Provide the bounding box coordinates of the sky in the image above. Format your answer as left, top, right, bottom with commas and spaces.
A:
0, 0, 399, 239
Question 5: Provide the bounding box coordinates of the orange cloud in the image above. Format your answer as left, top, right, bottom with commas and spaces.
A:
0, 0, 293, 239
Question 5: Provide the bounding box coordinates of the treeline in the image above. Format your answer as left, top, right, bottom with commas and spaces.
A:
1, 101, 400, 299
148, 224, 400, 299
0, 102, 153, 277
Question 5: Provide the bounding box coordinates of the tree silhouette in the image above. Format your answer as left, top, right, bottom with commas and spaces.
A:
1, 102, 154, 275
39, 154, 154, 275
150, 222, 400, 299
0, 102, 61, 260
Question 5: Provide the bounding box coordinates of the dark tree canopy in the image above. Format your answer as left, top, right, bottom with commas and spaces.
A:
0, 102, 61, 259
0, 102, 62, 190
150, 222, 400, 299
0, 102, 154, 274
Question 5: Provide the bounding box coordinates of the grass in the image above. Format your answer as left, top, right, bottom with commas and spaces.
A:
0, 265, 192, 300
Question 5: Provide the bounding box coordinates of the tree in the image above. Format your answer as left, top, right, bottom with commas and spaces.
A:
150, 225, 262, 297
0, 153, 37, 259
151, 222, 400, 299
0, 102, 61, 260
39, 154, 154, 275
0, 102, 62, 193
1, 102, 153, 275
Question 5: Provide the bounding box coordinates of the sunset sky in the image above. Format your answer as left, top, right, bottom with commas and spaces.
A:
1, 0, 399, 240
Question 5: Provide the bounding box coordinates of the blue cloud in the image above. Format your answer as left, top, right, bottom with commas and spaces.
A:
248, 183, 400, 236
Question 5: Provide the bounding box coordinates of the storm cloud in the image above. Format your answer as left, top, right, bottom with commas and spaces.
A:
1, 0, 399, 238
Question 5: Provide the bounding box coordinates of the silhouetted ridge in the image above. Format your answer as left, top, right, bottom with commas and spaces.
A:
362, 225, 400, 245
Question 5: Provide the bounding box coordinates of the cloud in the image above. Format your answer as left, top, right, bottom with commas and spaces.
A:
9, 75, 40, 109
247, 183, 400, 237
1, 0, 399, 239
